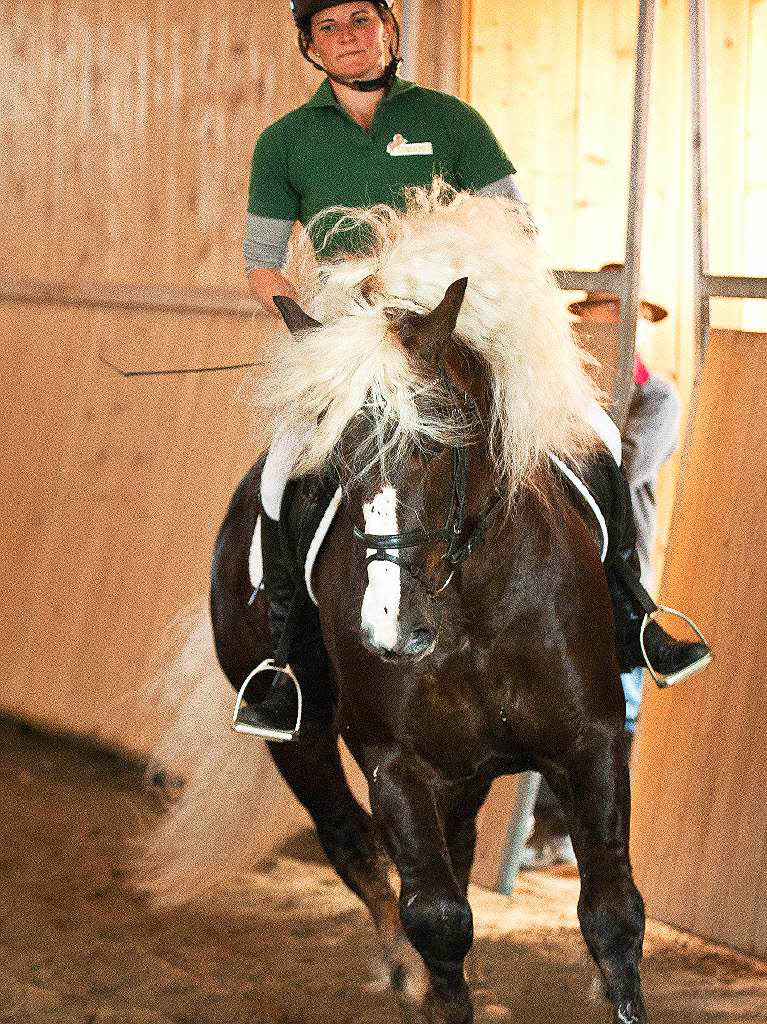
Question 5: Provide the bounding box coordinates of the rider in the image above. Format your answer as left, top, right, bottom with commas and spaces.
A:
237, 0, 711, 740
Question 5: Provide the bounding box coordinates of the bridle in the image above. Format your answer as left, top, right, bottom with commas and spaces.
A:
352, 375, 504, 597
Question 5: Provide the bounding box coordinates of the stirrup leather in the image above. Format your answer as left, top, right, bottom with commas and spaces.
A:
231, 659, 303, 742
639, 606, 712, 688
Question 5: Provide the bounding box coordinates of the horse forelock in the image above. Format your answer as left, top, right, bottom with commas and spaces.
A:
251, 179, 604, 494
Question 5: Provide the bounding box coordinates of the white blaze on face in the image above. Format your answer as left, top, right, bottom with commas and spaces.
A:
360, 486, 401, 650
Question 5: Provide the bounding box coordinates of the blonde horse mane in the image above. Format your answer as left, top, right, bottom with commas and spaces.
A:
250, 179, 603, 494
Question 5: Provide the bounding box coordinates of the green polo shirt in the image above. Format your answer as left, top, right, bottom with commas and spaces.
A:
247, 77, 515, 254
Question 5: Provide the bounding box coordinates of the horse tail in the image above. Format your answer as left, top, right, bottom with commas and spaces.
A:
128, 601, 309, 908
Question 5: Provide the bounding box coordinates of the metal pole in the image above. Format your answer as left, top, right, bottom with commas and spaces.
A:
497, 772, 542, 894
661, 0, 712, 578
690, 0, 711, 370
615, 0, 656, 430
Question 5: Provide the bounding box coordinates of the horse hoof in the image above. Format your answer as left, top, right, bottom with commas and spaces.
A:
614, 1000, 646, 1024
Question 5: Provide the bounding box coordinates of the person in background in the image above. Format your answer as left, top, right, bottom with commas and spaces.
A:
521, 267, 682, 869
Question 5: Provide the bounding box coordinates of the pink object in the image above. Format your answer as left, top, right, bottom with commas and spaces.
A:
633, 354, 650, 387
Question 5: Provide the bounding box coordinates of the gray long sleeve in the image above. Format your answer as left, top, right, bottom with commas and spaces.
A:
244, 213, 294, 271
477, 174, 535, 228
622, 374, 680, 491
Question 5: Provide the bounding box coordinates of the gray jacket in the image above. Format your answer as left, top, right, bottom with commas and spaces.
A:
622, 372, 680, 589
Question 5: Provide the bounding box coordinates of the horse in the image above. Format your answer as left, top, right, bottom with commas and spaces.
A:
209, 183, 647, 1024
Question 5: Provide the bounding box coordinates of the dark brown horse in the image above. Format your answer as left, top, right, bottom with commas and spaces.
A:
210, 187, 647, 1024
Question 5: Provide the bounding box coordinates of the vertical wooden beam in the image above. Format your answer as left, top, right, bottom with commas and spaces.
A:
401, 0, 462, 95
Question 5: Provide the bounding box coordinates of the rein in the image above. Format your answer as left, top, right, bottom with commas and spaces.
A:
352, 379, 503, 597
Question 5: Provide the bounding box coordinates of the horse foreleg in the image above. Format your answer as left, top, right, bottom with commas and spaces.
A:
368, 749, 474, 1024
267, 732, 428, 1006
444, 809, 482, 896
443, 797, 492, 995
555, 731, 648, 1024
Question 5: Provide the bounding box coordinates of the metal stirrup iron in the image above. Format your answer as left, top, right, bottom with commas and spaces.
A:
614, 557, 712, 688
639, 607, 712, 688
231, 659, 303, 742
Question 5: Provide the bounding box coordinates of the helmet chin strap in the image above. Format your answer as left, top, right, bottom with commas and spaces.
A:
322, 56, 400, 93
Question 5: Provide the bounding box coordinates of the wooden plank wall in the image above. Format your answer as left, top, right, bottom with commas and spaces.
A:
466, 0, 767, 941
629, 329, 767, 958
402, 0, 462, 94
2, 0, 311, 755
0, 299, 265, 750
2, 0, 458, 299
3, 0, 764, 912
3, 0, 315, 292
466, 0, 767, 327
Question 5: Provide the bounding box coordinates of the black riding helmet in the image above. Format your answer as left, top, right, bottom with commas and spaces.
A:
291, 0, 393, 27
291, 0, 401, 93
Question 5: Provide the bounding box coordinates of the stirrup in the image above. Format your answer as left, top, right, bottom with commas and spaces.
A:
231, 658, 303, 742
639, 606, 713, 688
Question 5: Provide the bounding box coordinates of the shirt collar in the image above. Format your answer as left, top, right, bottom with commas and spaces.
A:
305, 76, 415, 109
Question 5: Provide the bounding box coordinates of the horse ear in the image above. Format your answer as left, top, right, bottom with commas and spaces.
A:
273, 295, 322, 337
404, 277, 468, 364
427, 277, 469, 337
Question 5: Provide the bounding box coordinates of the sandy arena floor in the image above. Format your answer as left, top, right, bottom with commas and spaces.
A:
1, 716, 766, 1024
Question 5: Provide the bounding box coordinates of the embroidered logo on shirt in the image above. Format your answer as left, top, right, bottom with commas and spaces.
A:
386, 133, 434, 156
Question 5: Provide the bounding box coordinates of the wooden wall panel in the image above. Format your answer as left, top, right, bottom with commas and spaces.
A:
468, 1, 634, 271
572, 0, 635, 272
742, 0, 767, 332
467, 0, 767, 328
2, 0, 460, 304
0, 298, 270, 754
403, 0, 462, 95
630, 329, 767, 957
706, 0, 750, 280
469, 1, 581, 262
707, 0, 767, 331
2, 0, 316, 290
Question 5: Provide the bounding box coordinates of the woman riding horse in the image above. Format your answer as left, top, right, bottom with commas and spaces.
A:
240, 0, 710, 740
214, 184, 655, 1023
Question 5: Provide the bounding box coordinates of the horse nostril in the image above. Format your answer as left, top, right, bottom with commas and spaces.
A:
405, 628, 434, 656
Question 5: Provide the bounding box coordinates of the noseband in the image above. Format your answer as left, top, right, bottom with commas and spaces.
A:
352, 383, 503, 597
